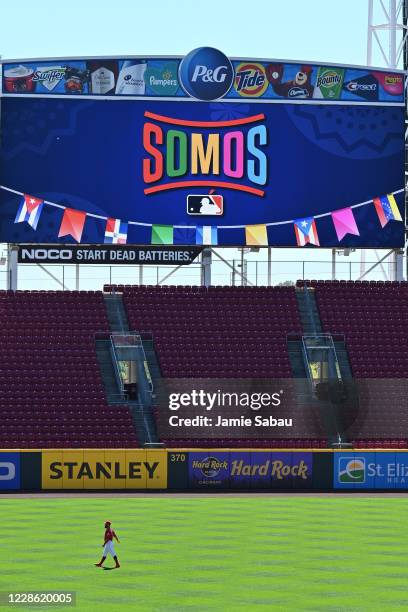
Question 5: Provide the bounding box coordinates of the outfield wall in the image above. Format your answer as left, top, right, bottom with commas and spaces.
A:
0, 450, 407, 491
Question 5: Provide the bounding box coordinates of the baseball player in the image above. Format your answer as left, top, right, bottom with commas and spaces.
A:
95, 521, 120, 568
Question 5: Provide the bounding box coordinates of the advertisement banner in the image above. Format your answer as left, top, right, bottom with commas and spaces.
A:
0, 97, 403, 248
189, 452, 230, 488
2, 55, 404, 104
17, 245, 203, 265
0, 452, 20, 490
41, 450, 168, 489
188, 451, 313, 489
333, 452, 408, 490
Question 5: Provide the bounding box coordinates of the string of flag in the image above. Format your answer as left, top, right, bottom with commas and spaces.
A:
2, 185, 404, 247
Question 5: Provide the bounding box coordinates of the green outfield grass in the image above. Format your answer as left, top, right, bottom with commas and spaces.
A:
1, 495, 408, 611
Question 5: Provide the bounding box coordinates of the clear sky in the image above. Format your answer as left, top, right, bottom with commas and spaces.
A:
0, 0, 388, 68
0, 0, 402, 288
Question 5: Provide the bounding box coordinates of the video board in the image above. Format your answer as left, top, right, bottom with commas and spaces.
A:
0, 48, 404, 247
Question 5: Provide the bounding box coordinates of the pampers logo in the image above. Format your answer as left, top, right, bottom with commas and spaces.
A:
179, 47, 234, 100
142, 111, 267, 196
338, 457, 365, 483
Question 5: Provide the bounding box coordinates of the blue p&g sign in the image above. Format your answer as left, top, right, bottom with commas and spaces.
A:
179, 47, 234, 100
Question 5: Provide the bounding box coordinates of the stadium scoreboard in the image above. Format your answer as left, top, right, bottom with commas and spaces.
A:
0, 47, 405, 248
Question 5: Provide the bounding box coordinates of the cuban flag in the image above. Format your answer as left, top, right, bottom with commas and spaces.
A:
104, 218, 128, 244
373, 194, 402, 228
196, 226, 218, 245
14, 194, 44, 230
294, 217, 320, 247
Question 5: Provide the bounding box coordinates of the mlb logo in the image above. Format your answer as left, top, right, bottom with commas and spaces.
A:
187, 194, 223, 216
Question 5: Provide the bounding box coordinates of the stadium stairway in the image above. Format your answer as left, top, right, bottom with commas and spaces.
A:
296, 284, 322, 334
104, 293, 129, 332
101, 292, 158, 446
95, 339, 123, 403
296, 284, 352, 381
294, 284, 354, 446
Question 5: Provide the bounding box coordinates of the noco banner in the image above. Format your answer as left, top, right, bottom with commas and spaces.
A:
0, 48, 405, 248
17, 245, 203, 265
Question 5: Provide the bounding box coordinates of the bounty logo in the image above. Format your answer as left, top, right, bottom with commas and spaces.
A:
178, 47, 234, 100
314, 67, 344, 99
234, 63, 268, 97
338, 457, 365, 483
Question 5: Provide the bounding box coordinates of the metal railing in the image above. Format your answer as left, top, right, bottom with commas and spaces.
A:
301, 334, 342, 389
109, 334, 126, 397
110, 331, 154, 395
6, 253, 406, 290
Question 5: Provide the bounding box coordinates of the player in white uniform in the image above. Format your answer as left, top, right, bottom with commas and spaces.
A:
95, 521, 120, 568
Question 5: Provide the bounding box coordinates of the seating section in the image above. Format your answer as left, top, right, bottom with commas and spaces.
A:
308, 280, 408, 445
160, 439, 327, 448
119, 284, 326, 447
0, 291, 139, 448
122, 285, 302, 378
2, 282, 405, 450
310, 280, 408, 378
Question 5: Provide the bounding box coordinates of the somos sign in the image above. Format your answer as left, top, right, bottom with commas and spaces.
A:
143, 111, 267, 194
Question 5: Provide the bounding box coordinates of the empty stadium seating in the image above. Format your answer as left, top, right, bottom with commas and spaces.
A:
2, 282, 405, 451
309, 280, 408, 446
120, 285, 326, 446
122, 285, 302, 378
0, 290, 139, 448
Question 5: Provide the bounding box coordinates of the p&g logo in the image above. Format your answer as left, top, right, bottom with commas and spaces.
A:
179, 47, 234, 100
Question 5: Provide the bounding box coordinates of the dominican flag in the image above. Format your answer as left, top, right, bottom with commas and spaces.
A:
104, 218, 128, 244
196, 226, 218, 245
14, 194, 44, 230
373, 194, 402, 228
294, 217, 320, 247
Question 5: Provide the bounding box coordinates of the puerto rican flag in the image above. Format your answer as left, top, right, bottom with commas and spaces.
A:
14, 194, 44, 230
294, 217, 320, 247
104, 218, 128, 244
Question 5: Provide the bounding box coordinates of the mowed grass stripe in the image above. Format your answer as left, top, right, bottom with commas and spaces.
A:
1, 497, 408, 611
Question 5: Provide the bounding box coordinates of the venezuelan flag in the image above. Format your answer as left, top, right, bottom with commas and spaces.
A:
373, 194, 402, 228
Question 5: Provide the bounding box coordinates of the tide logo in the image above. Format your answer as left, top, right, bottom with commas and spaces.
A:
142, 110, 268, 196
234, 63, 268, 97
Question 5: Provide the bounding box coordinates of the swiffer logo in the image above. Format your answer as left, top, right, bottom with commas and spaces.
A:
179, 47, 234, 100
142, 111, 268, 196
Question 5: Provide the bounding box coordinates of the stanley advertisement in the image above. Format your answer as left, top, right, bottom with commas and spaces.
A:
41, 450, 167, 489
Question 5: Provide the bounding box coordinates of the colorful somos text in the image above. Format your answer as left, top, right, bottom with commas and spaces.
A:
142, 111, 268, 195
